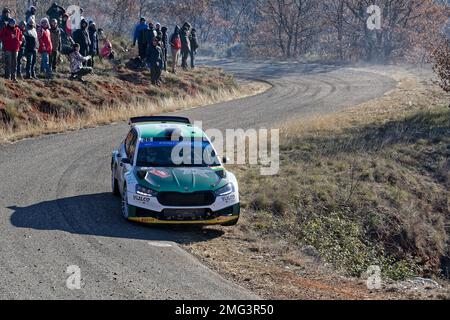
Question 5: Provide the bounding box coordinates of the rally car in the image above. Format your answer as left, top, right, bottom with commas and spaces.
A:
111, 116, 240, 226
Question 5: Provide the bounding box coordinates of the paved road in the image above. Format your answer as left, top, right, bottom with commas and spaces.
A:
0, 60, 395, 299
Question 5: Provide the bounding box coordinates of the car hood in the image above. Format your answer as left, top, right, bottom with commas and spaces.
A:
135, 167, 228, 193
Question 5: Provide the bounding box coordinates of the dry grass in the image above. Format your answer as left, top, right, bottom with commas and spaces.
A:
0, 66, 269, 144
186, 65, 450, 300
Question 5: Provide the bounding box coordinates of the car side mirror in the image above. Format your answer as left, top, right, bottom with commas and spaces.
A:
222, 156, 230, 164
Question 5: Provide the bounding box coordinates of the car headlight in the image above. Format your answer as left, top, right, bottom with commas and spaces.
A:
215, 183, 235, 196
136, 185, 158, 197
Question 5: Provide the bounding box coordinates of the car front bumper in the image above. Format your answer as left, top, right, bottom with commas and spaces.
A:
126, 191, 240, 225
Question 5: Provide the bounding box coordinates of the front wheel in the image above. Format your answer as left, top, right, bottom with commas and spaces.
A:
112, 170, 120, 197
121, 184, 130, 219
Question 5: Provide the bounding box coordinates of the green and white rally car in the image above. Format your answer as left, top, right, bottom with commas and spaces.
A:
111, 116, 240, 226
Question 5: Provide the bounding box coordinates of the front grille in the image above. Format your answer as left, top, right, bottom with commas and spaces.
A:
157, 191, 216, 207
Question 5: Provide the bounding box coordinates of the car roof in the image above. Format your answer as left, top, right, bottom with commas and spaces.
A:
135, 123, 207, 140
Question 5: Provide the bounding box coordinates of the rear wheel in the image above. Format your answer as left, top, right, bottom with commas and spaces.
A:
121, 184, 130, 219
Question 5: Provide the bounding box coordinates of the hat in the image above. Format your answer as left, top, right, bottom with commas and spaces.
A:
8, 18, 16, 25
40, 17, 49, 27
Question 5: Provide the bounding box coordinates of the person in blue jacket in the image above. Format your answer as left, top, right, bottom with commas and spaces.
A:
133, 17, 148, 60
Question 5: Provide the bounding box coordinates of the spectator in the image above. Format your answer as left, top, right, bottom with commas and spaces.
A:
180, 22, 191, 70
26, 6, 37, 24
144, 22, 157, 59
101, 39, 115, 60
16, 21, 27, 79
46, 2, 66, 25
60, 23, 74, 55
38, 18, 53, 79
61, 13, 71, 36
49, 19, 61, 72
0, 18, 24, 82
0, 8, 11, 30
155, 23, 162, 40
24, 19, 39, 79
169, 25, 181, 73
69, 43, 92, 82
72, 19, 91, 62
88, 22, 99, 68
161, 26, 168, 71
0, 8, 11, 53
189, 28, 199, 69
133, 17, 148, 60
147, 37, 163, 86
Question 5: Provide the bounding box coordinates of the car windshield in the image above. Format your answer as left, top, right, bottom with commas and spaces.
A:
136, 140, 221, 167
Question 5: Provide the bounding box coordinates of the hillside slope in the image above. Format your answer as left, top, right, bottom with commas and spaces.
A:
0, 54, 264, 143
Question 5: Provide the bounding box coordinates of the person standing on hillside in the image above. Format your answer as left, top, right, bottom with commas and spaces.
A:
72, 19, 91, 64
0, 8, 11, 30
16, 21, 27, 79
0, 8, 12, 52
155, 23, 162, 40
24, 19, 39, 79
25, 6, 37, 24
0, 18, 24, 82
133, 17, 148, 60
161, 26, 168, 72
88, 21, 99, 68
170, 25, 181, 74
46, 3, 66, 25
144, 22, 157, 57
147, 37, 163, 86
189, 28, 199, 69
61, 13, 71, 36
49, 19, 61, 73
38, 18, 53, 79
180, 22, 191, 70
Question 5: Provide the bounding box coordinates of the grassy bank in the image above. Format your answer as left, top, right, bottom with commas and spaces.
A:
0, 54, 267, 144
186, 66, 450, 299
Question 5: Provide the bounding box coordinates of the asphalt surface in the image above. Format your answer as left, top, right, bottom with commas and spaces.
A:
0, 60, 396, 299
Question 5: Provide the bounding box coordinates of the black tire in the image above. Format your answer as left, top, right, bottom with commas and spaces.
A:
121, 184, 130, 220
113, 179, 120, 197
112, 168, 120, 197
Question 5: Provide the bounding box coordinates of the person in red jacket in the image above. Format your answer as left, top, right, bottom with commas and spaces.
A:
38, 18, 52, 78
0, 18, 24, 81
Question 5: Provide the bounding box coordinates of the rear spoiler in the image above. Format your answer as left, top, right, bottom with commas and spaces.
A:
129, 116, 192, 125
